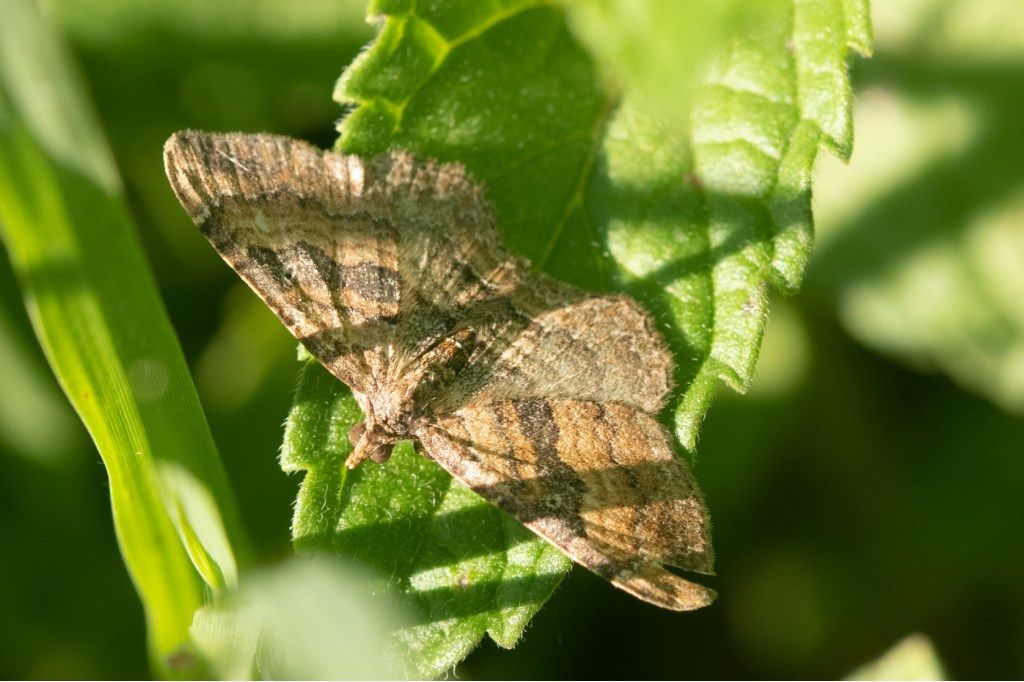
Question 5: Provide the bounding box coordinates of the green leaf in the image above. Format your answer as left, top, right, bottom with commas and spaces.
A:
192, 557, 411, 680
813, 0, 1024, 413
285, 0, 871, 672
0, 0, 246, 675
282, 359, 568, 677
565, 0, 790, 131
608, 0, 870, 448
846, 634, 946, 681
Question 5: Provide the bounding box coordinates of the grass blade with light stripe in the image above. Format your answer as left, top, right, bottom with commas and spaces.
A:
0, 0, 245, 676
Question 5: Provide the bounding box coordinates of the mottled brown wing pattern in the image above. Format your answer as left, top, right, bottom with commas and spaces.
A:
166, 132, 390, 389
164, 132, 674, 409
163, 131, 518, 389
164, 130, 716, 611
443, 290, 674, 415
417, 398, 715, 611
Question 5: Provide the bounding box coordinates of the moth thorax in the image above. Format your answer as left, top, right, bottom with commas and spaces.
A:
367, 387, 416, 433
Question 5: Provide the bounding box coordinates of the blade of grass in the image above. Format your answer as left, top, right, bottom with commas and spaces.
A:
0, 0, 246, 676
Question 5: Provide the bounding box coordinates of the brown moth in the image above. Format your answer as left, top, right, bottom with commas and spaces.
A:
164, 131, 716, 610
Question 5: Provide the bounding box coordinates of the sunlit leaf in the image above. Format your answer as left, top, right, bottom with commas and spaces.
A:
565, 0, 789, 130
285, 0, 871, 673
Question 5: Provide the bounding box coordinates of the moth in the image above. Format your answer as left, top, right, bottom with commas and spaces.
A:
164, 131, 716, 610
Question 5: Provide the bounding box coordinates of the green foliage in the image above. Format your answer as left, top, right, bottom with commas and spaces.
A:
333, 0, 870, 449
192, 557, 410, 679
46, 0, 374, 280
565, 0, 790, 130
0, 281, 81, 462
282, 359, 568, 677
6, 0, 1024, 679
282, 0, 872, 674
50, 0, 365, 44
814, 0, 1024, 413
0, 0, 243, 676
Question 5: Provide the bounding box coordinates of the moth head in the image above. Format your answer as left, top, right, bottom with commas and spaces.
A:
345, 420, 397, 468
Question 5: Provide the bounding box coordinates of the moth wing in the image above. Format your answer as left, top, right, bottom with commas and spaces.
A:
165, 131, 394, 387
447, 287, 674, 414
164, 130, 518, 387
164, 130, 669, 408
416, 398, 715, 611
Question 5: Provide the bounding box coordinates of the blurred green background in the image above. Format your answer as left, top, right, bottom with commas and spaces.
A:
1, 0, 1022, 678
